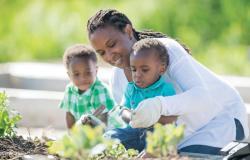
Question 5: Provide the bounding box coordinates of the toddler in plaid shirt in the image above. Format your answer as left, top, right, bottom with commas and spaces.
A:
60, 44, 115, 129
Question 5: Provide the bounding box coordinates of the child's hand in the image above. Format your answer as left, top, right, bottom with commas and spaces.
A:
81, 114, 91, 124
76, 114, 106, 128
120, 108, 132, 123
75, 114, 91, 126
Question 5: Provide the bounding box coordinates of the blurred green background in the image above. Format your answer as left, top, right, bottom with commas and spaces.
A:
1, 0, 250, 76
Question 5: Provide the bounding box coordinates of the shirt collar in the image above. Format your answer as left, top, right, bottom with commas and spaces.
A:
133, 76, 165, 91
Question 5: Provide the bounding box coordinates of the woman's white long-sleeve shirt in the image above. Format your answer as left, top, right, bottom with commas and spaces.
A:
110, 38, 249, 149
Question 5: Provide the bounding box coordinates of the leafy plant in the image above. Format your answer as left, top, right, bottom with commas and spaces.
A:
48, 125, 139, 160
48, 125, 104, 159
146, 123, 184, 158
90, 142, 138, 160
0, 92, 22, 137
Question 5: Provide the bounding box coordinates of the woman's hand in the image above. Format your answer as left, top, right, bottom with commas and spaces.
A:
130, 97, 163, 128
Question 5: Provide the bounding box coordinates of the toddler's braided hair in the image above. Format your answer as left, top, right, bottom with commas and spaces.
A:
87, 9, 191, 54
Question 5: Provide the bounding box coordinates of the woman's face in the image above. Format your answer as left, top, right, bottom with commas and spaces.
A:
89, 25, 136, 68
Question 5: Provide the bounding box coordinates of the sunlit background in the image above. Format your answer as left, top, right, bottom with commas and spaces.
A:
0, 1, 250, 148
1, 0, 250, 75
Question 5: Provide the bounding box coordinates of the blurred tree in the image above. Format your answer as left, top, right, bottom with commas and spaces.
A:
0, 0, 249, 75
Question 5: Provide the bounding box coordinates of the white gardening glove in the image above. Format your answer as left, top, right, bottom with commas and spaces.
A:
75, 114, 90, 126
129, 97, 163, 128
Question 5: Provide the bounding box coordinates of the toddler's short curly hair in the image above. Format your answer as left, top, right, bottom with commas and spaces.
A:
132, 38, 169, 67
63, 44, 97, 69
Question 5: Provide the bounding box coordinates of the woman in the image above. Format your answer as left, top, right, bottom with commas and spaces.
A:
86, 9, 248, 155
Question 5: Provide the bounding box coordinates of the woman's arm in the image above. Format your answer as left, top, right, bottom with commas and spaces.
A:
158, 38, 222, 116
130, 39, 222, 128
66, 111, 75, 129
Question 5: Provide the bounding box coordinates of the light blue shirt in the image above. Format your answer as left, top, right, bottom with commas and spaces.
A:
123, 76, 176, 109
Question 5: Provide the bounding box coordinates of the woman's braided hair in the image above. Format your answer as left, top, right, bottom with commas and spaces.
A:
87, 9, 191, 54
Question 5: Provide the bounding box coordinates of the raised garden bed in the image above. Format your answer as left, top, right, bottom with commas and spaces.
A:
0, 91, 224, 160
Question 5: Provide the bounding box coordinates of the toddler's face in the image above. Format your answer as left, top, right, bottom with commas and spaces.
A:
130, 50, 166, 88
68, 57, 97, 92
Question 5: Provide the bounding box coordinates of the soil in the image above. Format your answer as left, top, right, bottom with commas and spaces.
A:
0, 136, 57, 160
140, 152, 190, 160
0, 136, 190, 160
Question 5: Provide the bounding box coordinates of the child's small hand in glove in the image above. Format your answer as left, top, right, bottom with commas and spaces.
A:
120, 108, 132, 123
76, 114, 91, 126
81, 114, 92, 124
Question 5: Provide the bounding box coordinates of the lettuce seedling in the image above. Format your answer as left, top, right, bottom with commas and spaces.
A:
48, 125, 138, 160
146, 123, 184, 157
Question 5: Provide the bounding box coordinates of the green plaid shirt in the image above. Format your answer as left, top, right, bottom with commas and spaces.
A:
60, 78, 114, 121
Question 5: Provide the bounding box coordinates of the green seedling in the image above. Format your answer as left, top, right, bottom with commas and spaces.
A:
0, 92, 22, 137
146, 123, 184, 158
48, 124, 138, 160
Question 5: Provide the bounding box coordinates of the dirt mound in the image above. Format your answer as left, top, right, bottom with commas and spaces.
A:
0, 136, 53, 160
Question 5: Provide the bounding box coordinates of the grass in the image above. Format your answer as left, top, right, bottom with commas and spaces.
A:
194, 45, 250, 76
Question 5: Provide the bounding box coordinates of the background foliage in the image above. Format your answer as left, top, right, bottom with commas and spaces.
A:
0, 0, 250, 75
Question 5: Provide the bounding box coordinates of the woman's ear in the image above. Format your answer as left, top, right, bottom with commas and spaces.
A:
124, 24, 134, 39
